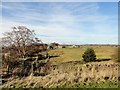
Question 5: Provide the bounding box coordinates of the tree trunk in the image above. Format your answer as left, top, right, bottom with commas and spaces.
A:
31, 63, 34, 75
7, 65, 9, 74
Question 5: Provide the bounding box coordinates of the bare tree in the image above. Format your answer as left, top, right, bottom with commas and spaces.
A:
2, 26, 38, 58
2, 26, 51, 76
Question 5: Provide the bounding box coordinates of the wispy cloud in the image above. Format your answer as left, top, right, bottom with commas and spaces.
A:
1, 2, 118, 44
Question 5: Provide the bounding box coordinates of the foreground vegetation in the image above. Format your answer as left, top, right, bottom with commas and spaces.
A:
1, 78, 119, 88
60, 80, 119, 88
1, 61, 119, 88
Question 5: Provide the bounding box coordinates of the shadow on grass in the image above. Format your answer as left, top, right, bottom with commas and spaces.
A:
61, 61, 86, 65
49, 55, 59, 59
96, 58, 111, 62
60, 58, 111, 65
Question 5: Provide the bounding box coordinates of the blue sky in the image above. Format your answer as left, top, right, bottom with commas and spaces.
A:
1, 2, 118, 44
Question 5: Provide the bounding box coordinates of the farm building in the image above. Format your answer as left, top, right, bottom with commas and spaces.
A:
47, 42, 59, 49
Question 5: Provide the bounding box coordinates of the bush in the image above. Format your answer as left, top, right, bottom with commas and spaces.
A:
82, 48, 96, 62
62, 46, 66, 48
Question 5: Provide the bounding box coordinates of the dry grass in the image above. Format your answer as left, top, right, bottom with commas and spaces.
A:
1, 63, 119, 88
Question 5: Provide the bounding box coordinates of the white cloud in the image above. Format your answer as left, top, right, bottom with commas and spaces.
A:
1, 2, 118, 44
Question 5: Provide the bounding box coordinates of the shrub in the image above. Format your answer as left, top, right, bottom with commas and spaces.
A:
62, 46, 66, 48
82, 48, 96, 62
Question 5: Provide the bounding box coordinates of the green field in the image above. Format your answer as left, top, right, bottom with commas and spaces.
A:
48, 46, 117, 65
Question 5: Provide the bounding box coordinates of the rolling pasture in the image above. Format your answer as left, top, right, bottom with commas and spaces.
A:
48, 45, 117, 65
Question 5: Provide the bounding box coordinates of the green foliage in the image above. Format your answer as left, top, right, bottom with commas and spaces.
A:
59, 80, 118, 88
82, 48, 96, 62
